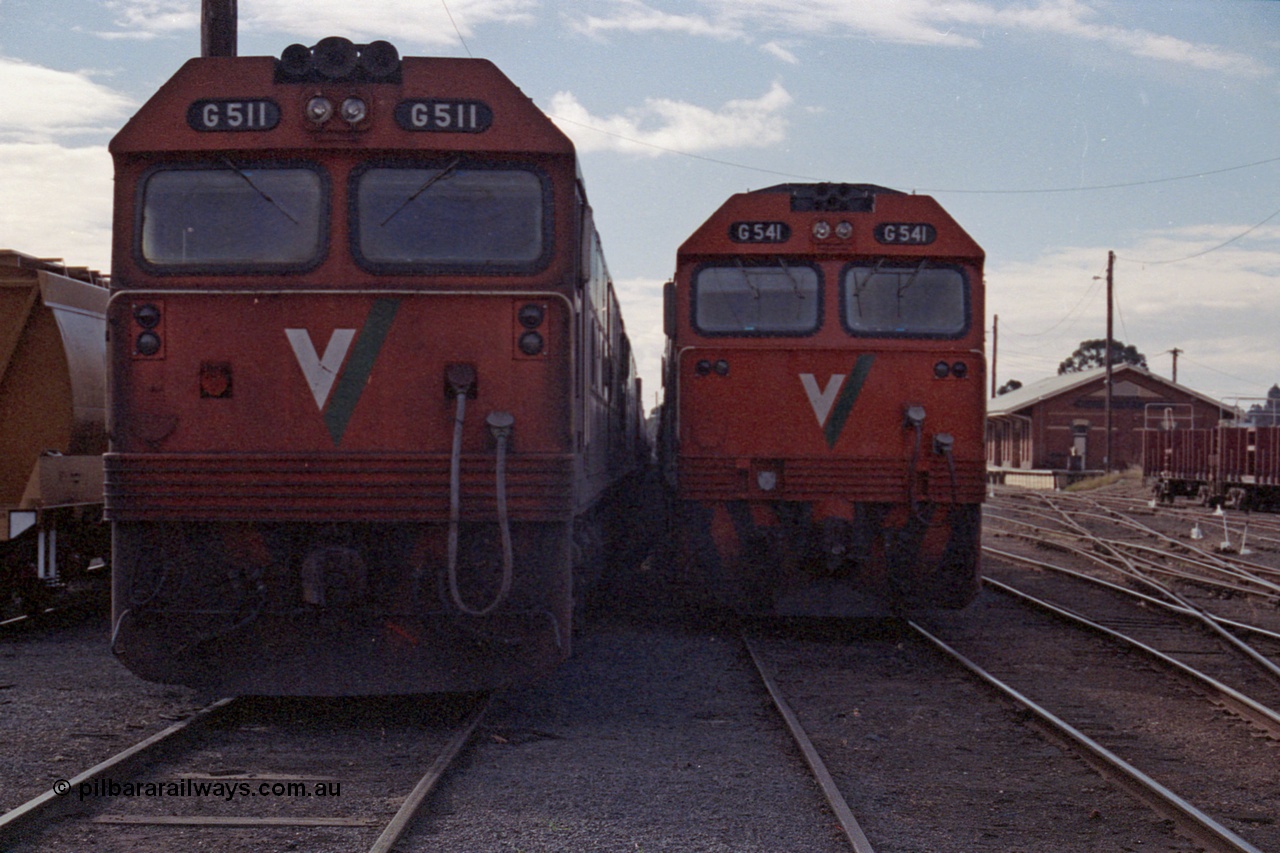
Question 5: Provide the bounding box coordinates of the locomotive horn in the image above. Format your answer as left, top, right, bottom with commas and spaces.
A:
201, 0, 237, 57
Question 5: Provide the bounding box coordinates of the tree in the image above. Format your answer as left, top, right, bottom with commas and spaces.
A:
997, 379, 1022, 395
1057, 338, 1147, 375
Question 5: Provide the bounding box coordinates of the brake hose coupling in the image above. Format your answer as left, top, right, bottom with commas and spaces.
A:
486, 411, 515, 441
904, 404, 926, 429
445, 362, 476, 398
933, 433, 955, 456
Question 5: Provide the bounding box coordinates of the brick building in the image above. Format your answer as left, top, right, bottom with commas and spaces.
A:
987, 364, 1232, 478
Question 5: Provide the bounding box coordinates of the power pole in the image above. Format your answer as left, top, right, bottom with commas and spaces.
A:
1104, 250, 1114, 473
991, 314, 998, 398
1168, 347, 1182, 384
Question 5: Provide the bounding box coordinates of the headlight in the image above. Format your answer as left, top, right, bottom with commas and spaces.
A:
306, 97, 333, 124
340, 97, 368, 124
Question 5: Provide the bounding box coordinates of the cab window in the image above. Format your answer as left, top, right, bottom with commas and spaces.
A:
139, 163, 325, 270
842, 262, 967, 337
353, 163, 550, 273
692, 261, 820, 335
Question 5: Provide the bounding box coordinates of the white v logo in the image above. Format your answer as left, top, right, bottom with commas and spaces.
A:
286, 328, 357, 410
800, 373, 846, 427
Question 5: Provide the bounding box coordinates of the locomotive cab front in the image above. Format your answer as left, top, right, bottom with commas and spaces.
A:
661, 183, 986, 616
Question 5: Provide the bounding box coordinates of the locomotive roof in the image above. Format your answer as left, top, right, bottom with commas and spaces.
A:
110, 53, 574, 156
677, 182, 983, 260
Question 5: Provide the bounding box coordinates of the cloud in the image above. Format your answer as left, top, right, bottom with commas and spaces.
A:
989, 224, 1280, 400
612, 276, 668, 402
99, 0, 538, 48
0, 58, 130, 269
0, 143, 114, 271
760, 41, 799, 64
547, 82, 792, 156
569, 0, 738, 41
570, 1, 1271, 77
101, 0, 196, 37
0, 58, 136, 142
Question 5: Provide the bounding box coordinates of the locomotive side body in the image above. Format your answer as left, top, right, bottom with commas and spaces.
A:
0, 251, 109, 612
106, 42, 642, 694
660, 184, 986, 616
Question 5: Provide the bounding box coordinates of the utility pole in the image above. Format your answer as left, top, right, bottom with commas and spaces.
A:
1104, 251, 1114, 473
1168, 347, 1182, 384
991, 314, 998, 398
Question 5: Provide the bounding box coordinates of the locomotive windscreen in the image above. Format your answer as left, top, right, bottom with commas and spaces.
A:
692, 261, 820, 334
140, 164, 325, 268
353, 163, 549, 270
842, 263, 968, 337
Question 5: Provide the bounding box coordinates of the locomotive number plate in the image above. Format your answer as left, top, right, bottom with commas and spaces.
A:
394, 99, 494, 132
187, 99, 281, 131
729, 221, 791, 243
875, 223, 937, 245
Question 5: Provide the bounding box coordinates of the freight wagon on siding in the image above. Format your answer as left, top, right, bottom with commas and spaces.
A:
0, 250, 109, 614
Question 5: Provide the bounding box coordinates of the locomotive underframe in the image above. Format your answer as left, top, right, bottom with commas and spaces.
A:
111, 517, 574, 695
673, 497, 981, 616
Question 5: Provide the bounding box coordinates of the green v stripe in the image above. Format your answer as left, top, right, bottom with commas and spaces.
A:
323, 299, 400, 445
823, 354, 875, 448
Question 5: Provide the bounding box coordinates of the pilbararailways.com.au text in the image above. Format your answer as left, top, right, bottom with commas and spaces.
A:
55, 778, 343, 801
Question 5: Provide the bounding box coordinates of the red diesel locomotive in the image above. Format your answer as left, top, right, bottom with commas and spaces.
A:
658, 184, 986, 616
106, 37, 645, 694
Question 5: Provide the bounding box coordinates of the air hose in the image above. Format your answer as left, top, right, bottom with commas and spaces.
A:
445, 382, 515, 617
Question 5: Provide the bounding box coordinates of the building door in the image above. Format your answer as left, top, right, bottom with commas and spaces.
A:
1070, 423, 1088, 471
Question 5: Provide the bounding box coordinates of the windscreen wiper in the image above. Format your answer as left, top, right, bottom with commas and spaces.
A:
221, 157, 299, 224
380, 156, 462, 226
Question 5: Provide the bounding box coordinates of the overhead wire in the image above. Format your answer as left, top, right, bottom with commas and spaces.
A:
1117, 202, 1280, 265
440, 0, 473, 58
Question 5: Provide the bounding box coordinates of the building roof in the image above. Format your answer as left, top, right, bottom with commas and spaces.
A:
988, 363, 1231, 417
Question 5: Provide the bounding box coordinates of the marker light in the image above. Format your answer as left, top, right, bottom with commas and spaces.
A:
934, 361, 950, 379
951, 361, 969, 379
518, 303, 545, 329
306, 97, 334, 124
340, 97, 368, 124
812, 220, 832, 239
835, 221, 854, 239
136, 332, 161, 356
713, 359, 730, 376
695, 359, 712, 376
134, 303, 161, 329
518, 331, 544, 356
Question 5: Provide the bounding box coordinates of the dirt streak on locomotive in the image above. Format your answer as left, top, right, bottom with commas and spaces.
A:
659, 183, 986, 616
106, 37, 645, 695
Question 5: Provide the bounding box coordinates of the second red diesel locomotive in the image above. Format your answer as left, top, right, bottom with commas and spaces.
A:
106, 38, 645, 695
659, 183, 986, 616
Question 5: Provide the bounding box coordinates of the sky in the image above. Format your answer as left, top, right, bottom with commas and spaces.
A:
2, 0, 1278, 410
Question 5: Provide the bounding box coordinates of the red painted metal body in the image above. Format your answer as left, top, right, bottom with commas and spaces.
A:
659, 185, 985, 615
106, 43, 644, 694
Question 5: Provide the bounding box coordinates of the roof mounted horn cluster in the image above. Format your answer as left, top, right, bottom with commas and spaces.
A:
276, 37, 401, 84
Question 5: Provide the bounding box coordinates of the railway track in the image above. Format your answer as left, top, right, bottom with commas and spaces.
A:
736, 486, 1279, 852
0, 693, 490, 852
949, 486, 1280, 850
910, 611, 1272, 853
